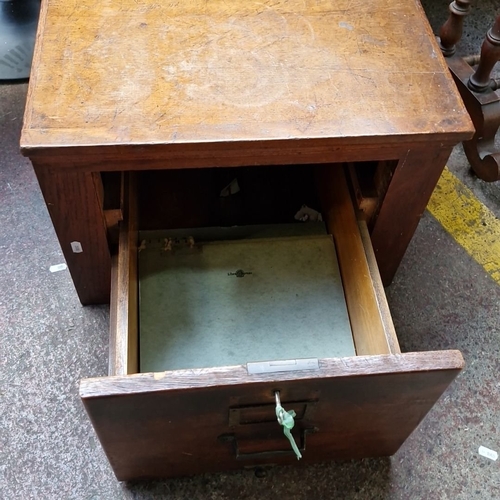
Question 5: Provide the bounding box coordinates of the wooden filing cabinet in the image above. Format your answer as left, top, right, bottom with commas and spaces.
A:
20, 0, 474, 482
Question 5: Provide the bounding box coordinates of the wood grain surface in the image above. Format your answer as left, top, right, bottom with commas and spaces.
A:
21, 0, 472, 156
370, 147, 454, 284
358, 220, 401, 354
80, 351, 463, 480
32, 164, 111, 304
317, 165, 391, 356
21, 0, 475, 302
109, 174, 138, 376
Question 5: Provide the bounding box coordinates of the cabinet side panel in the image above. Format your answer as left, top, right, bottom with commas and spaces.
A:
32, 164, 111, 304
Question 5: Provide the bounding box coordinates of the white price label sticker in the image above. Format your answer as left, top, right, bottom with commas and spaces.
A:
478, 446, 498, 461
70, 241, 83, 253
49, 263, 67, 273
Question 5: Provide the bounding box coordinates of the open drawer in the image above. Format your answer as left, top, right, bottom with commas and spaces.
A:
80, 165, 464, 481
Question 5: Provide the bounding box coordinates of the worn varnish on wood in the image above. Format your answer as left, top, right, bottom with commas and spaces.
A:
22, 0, 472, 155
81, 353, 463, 481
21, 0, 474, 302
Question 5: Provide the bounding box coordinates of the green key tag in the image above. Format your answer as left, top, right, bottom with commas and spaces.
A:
275, 392, 302, 460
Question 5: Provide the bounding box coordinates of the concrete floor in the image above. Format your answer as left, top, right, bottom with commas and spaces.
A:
1, 2, 500, 498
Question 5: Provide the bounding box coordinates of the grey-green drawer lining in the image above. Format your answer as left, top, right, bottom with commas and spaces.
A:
139, 225, 355, 373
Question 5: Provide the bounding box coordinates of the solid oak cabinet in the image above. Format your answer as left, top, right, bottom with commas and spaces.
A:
79, 165, 464, 481
21, 0, 473, 482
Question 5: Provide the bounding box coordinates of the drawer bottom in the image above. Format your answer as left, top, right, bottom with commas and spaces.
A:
139, 224, 355, 373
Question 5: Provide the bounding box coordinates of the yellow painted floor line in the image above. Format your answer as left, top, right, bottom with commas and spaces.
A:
427, 167, 500, 284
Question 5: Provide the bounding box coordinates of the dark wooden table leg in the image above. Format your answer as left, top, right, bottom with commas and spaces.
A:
440, 6, 500, 182
33, 164, 112, 304
468, 15, 500, 92
447, 56, 500, 182
439, 0, 472, 56
370, 147, 453, 286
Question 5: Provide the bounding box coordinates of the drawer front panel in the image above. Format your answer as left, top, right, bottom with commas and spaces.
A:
81, 352, 463, 480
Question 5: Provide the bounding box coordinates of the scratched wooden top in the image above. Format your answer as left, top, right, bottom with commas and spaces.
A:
22, 0, 473, 153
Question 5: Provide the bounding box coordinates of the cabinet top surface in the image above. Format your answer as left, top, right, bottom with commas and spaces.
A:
21, 0, 473, 151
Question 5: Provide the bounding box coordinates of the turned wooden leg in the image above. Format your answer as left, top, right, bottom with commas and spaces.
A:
33, 163, 112, 304
440, 6, 500, 182
439, 0, 472, 56
469, 15, 500, 92
441, 8, 500, 182
446, 57, 500, 182
370, 147, 453, 286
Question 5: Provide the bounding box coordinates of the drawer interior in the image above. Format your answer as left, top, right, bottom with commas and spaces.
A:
110, 163, 400, 377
